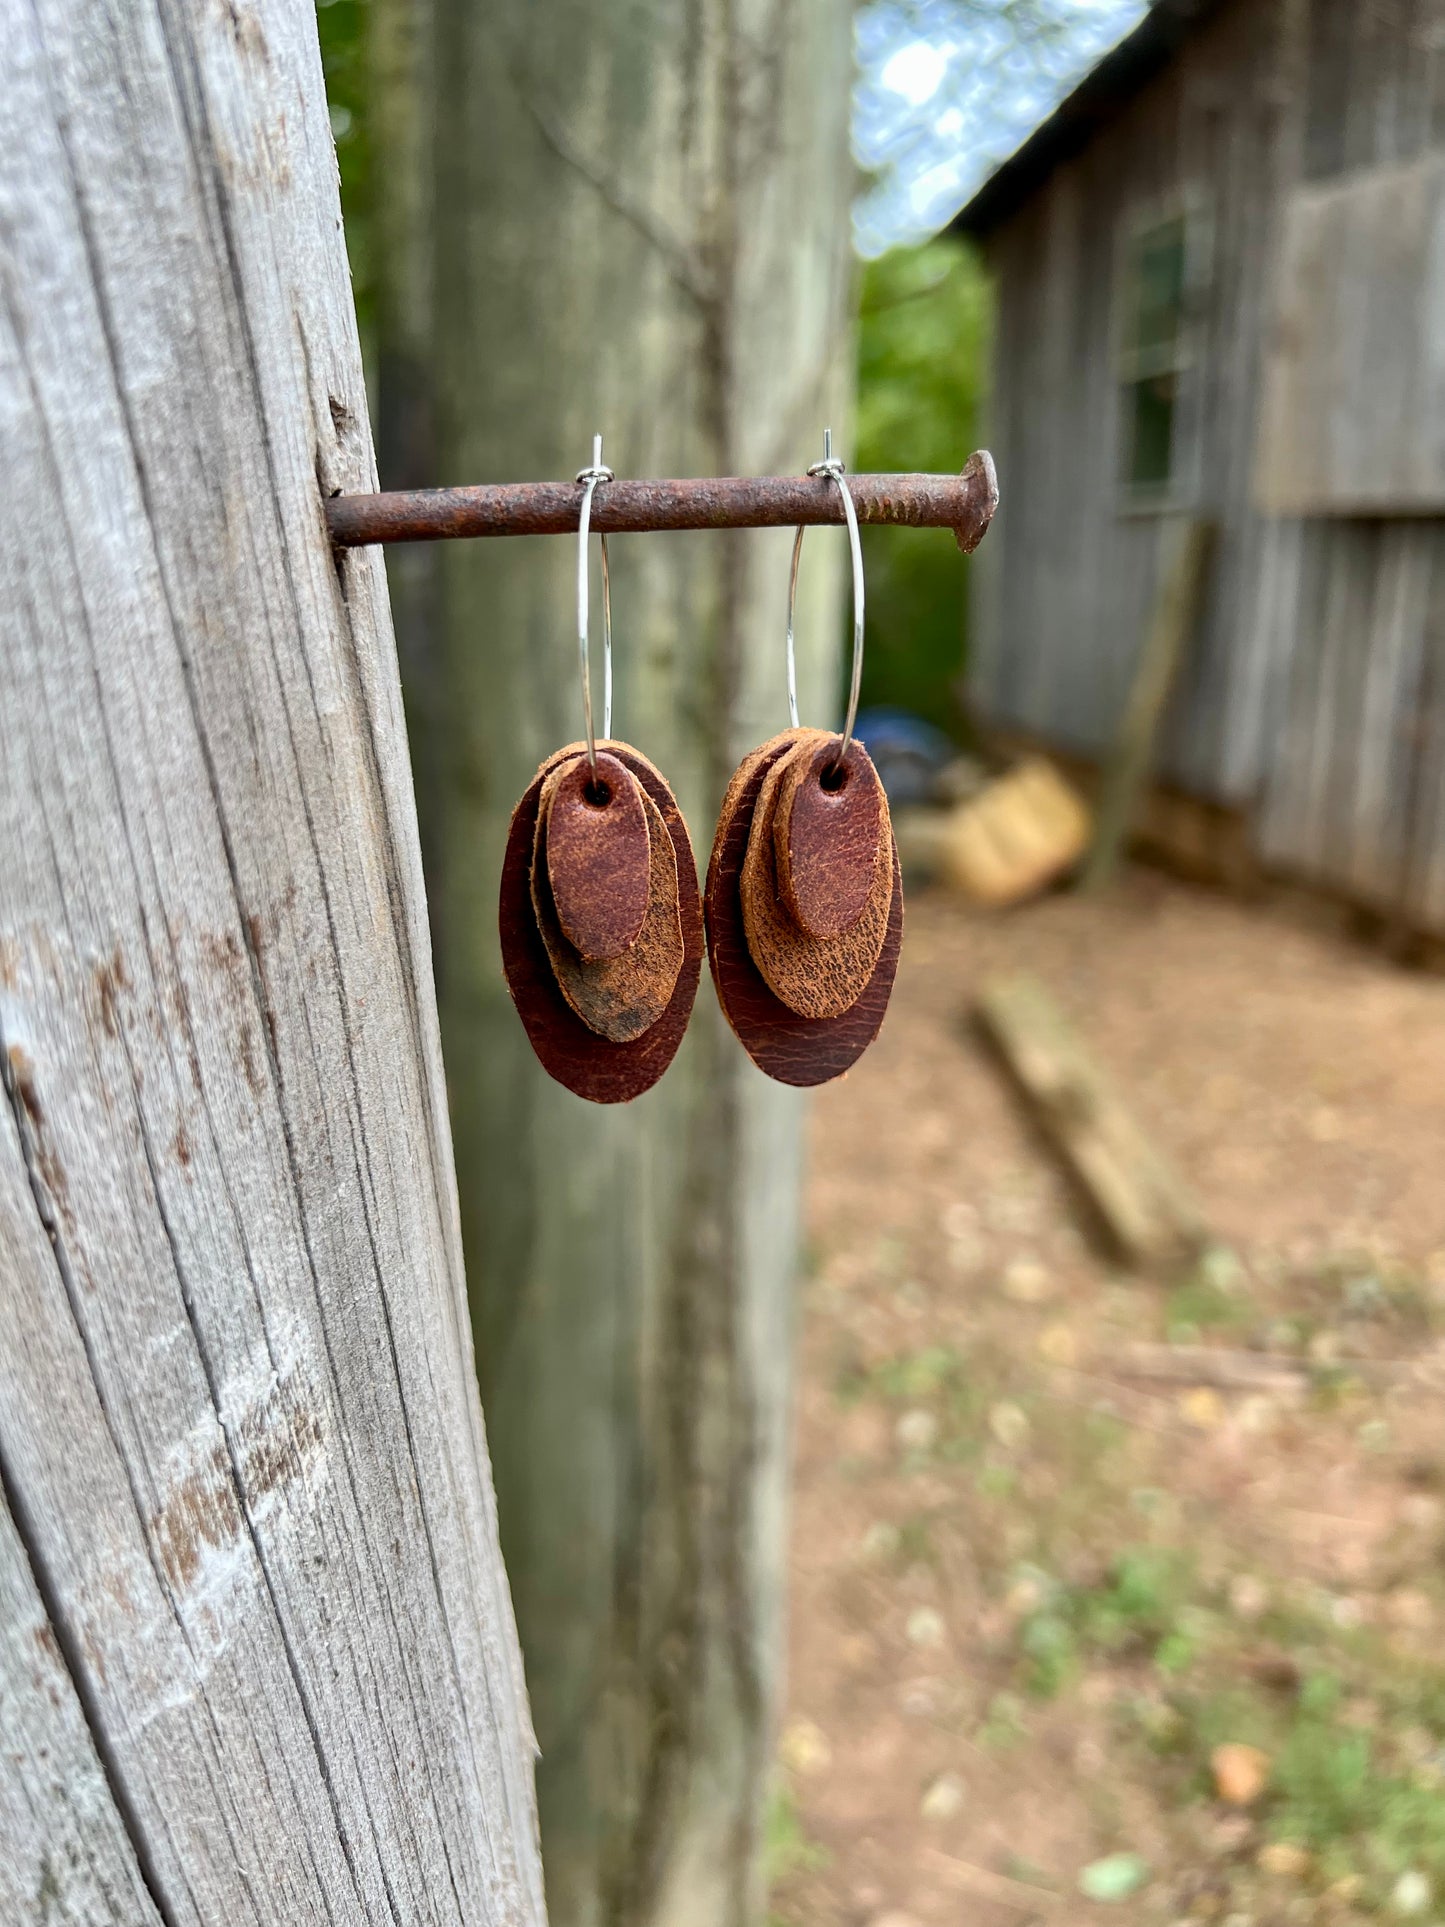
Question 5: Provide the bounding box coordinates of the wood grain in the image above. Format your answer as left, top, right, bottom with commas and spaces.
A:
707, 734, 904, 1088
544, 751, 651, 960
0, 3, 545, 1921
0, 1486, 165, 1927
501, 742, 702, 1101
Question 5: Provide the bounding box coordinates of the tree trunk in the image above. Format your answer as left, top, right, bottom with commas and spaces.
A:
0, 4, 544, 1922
399, 5, 857, 1923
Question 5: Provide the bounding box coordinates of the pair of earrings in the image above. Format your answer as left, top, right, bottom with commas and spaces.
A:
499, 436, 902, 1104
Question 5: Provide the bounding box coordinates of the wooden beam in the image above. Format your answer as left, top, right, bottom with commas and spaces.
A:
975, 973, 1211, 1269
1081, 517, 1215, 893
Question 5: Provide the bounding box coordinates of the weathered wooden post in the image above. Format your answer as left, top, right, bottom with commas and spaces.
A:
382, 5, 858, 1921
0, 4, 545, 1921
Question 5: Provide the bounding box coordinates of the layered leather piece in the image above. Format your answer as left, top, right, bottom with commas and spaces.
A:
501, 741, 702, 1103
533, 765, 684, 1043
705, 727, 903, 1088
544, 750, 651, 960
740, 732, 892, 1020
775, 736, 883, 939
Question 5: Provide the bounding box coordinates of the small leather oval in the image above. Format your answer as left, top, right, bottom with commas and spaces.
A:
741, 733, 893, 1020
546, 750, 650, 959
775, 738, 883, 939
533, 777, 684, 1043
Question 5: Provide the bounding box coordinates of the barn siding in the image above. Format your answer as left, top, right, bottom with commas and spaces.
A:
969, 0, 1445, 932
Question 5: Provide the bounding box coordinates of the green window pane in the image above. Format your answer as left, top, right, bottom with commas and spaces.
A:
1127, 373, 1176, 490
1128, 216, 1187, 360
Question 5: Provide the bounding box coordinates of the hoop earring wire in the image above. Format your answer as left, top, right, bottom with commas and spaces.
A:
785, 428, 866, 765
576, 432, 615, 775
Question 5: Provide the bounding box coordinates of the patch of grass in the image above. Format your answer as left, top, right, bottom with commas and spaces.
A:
895, 1513, 936, 1567
1052, 1575, 1445, 1912
1302, 1252, 1441, 1343
1080, 1549, 1196, 1653
831, 1337, 951, 1407
1164, 1666, 1445, 1905
1015, 1547, 1200, 1699
1020, 1609, 1078, 1697
1165, 1271, 1252, 1340
980, 1690, 1028, 1750
872, 1344, 964, 1402
764, 1782, 829, 1885
836, 1341, 989, 1458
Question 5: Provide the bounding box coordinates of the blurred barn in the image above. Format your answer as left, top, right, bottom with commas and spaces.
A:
955, 0, 1445, 934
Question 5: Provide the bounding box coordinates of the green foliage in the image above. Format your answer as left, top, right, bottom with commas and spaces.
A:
1082, 1548, 1194, 1652
1077, 1851, 1151, 1903
1017, 1547, 1198, 1698
1178, 1672, 1445, 1901
1165, 1273, 1251, 1341
871, 1342, 964, 1401
764, 1783, 829, 1883
1020, 1609, 1078, 1698
1012, 1542, 1445, 1901
854, 236, 990, 737
315, 0, 374, 332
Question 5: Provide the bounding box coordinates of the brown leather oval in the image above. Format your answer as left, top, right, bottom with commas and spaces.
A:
740, 732, 892, 1021
545, 750, 650, 960
705, 730, 903, 1088
532, 774, 683, 1043
500, 741, 702, 1104
775, 737, 884, 939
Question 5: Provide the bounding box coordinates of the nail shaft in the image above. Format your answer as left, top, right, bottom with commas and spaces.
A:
326, 453, 999, 556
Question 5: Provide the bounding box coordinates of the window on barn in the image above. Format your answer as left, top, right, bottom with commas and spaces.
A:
1118, 212, 1193, 499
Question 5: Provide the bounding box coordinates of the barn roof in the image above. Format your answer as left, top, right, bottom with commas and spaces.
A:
951, 0, 1231, 238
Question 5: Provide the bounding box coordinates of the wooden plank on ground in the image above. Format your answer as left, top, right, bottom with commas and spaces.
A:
1113, 1343, 1433, 1393
974, 973, 1210, 1270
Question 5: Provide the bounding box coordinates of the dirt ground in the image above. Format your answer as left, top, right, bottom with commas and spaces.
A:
773, 868, 1445, 1926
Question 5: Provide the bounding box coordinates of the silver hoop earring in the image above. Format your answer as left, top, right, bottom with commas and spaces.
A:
787, 427, 866, 764
499, 435, 703, 1103
705, 430, 903, 1088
